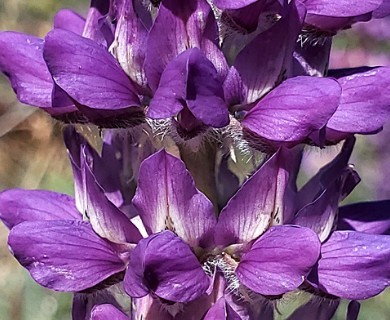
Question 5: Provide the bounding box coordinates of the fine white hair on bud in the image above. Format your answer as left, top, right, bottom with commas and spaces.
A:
298, 27, 334, 47
222, 117, 268, 173
146, 118, 171, 141
202, 252, 255, 302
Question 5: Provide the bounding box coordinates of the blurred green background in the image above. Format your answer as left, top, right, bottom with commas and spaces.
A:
0, 1, 389, 319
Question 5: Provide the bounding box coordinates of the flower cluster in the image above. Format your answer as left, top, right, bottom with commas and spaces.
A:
0, 0, 389, 319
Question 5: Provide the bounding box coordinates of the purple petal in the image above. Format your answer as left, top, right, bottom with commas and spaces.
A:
294, 181, 342, 242
216, 154, 240, 209
147, 51, 188, 118
133, 150, 216, 247
339, 168, 361, 201
63, 126, 89, 214
236, 225, 321, 295
64, 126, 143, 218
148, 48, 229, 127
223, 67, 246, 109
185, 50, 229, 127
83, 158, 142, 244
64, 126, 142, 243
43, 29, 140, 119
124, 231, 209, 302
203, 297, 241, 320
110, 0, 148, 89
64, 126, 123, 212
326, 67, 390, 142
338, 200, 390, 235
300, 0, 381, 17
8, 220, 126, 292
213, 0, 258, 9
215, 149, 292, 246
0, 32, 53, 109
231, 1, 305, 105
242, 76, 341, 147
219, 1, 268, 34
0, 32, 78, 117
90, 304, 128, 320
144, 0, 196, 91
54, 9, 85, 34
0, 189, 81, 229
309, 230, 390, 299
94, 133, 130, 208
98, 129, 155, 214
83, 0, 114, 47
145, 0, 225, 91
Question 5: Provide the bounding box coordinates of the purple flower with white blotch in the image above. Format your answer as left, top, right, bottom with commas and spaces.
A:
0, 135, 143, 319
0, 135, 321, 319
64, 126, 155, 217
123, 149, 321, 318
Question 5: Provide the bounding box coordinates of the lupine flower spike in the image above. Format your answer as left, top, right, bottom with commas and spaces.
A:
0, 0, 389, 319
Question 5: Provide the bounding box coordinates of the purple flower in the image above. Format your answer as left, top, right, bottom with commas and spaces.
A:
144, 0, 230, 140
1, 1, 390, 318
223, 0, 306, 108
307, 230, 390, 300
64, 126, 155, 217
123, 149, 321, 317
289, 139, 390, 300
0, 2, 119, 124
0, 2, 145, 128
144, 0, 228, 92
148, 48, 229, 128
292, 1, 389, 78
299, 0, 384, 34
110, 0, 151, 91
239, 75, 341, 150
213, 0, 258, 10
325, 67, 390, 144
1, 191, 131, 291
43, 28, 143, 127
0, 31, 83, 122
0, 142, 143, 318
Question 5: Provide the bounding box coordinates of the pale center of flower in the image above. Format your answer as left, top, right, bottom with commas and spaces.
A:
203, 251, 241, 295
